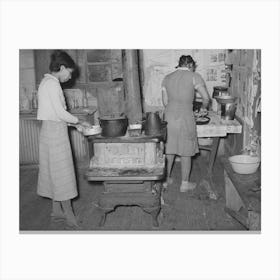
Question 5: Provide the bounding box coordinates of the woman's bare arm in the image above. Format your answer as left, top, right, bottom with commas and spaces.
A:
196, 85, 210, 109
162, 87, 168, 107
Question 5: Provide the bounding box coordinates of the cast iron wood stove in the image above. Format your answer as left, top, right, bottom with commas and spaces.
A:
85, 134, 166, 227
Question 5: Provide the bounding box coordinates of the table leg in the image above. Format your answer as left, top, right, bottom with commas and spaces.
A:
197, 137, 220, 200
208, 137, 220, 177
88, 140, 94, 159
99, 212, 107, 227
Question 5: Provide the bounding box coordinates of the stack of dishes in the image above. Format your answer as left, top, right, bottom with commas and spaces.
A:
194, 110, 210, 125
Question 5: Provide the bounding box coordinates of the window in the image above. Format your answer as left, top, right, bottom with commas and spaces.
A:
86, 50, 123, 83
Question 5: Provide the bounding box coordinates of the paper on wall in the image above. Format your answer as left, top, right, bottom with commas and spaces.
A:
142, 49, 227, 108
209, 50, 226, 66
143, 50, 173, 68
143, 65, 171, 107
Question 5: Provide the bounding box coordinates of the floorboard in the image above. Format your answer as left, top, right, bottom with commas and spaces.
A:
19, 155, 246, 231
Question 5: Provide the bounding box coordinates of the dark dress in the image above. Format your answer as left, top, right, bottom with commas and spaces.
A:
162, 68, 205, 156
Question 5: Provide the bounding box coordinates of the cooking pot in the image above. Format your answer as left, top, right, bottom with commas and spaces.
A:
99, 115, 128, 137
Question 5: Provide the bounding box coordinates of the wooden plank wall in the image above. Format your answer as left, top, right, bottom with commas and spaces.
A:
96, 83, 125, 117
20, 50, 127, 164
33, 49, 125, 116
20, 119, 88, 165
225, 50, 261, 156
122, 50, 143, 122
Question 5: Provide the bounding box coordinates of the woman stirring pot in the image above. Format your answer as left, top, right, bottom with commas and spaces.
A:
37, 50, 91, 228
162, 55, 210, 192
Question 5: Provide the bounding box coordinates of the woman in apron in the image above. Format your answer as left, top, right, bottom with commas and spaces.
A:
37, 50, 90, 228
162, 55, 210, 192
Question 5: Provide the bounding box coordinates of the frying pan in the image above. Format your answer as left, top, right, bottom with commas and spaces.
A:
196, 116, 210, 125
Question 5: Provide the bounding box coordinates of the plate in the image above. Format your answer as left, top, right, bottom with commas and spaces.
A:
196, 116, 210, 125
83, 131, 101, 136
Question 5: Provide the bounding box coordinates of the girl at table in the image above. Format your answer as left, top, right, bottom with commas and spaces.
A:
37, 50, 90, 228
162, 55, 210, 192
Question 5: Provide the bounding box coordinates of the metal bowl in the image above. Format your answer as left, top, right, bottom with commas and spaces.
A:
229, 155, 260, 174
214, 96, 237, 104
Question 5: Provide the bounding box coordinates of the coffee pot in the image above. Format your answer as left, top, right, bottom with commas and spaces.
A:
144, 111, 162, 136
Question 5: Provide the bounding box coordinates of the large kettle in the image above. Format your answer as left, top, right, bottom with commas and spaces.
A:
144, 111, 162, 136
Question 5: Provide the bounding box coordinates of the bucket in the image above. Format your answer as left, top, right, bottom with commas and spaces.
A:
221, 103, 236, 120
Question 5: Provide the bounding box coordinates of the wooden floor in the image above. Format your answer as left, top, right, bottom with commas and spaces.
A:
20, 155, 246, 231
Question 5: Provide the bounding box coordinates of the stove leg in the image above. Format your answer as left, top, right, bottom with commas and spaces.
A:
98, 209, 114, 227
151, 208, 161, 228
99, 213, 107, 227
143, 207, 161, 228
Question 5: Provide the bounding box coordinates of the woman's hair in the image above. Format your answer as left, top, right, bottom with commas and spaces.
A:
49, 50, 76, 72
176, 55, 196, 69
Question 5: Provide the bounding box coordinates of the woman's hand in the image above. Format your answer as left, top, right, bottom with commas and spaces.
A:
76, 124, 84, 133
80, 121, 92, 128
74, 120, 92, 133
200, 107, 208, 115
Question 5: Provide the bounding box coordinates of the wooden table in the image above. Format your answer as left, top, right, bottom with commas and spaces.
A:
197, 111, 242, 176
196, 112, 242, 199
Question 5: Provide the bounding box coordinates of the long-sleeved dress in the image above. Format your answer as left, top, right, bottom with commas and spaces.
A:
37, 74, 79, 201
162, 68, 205, 156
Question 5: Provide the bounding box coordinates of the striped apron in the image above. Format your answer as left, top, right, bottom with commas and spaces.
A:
37, 121, 78, 201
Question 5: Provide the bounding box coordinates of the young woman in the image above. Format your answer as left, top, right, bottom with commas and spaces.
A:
162, 55, 210, 192
37, 50, 90, 228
